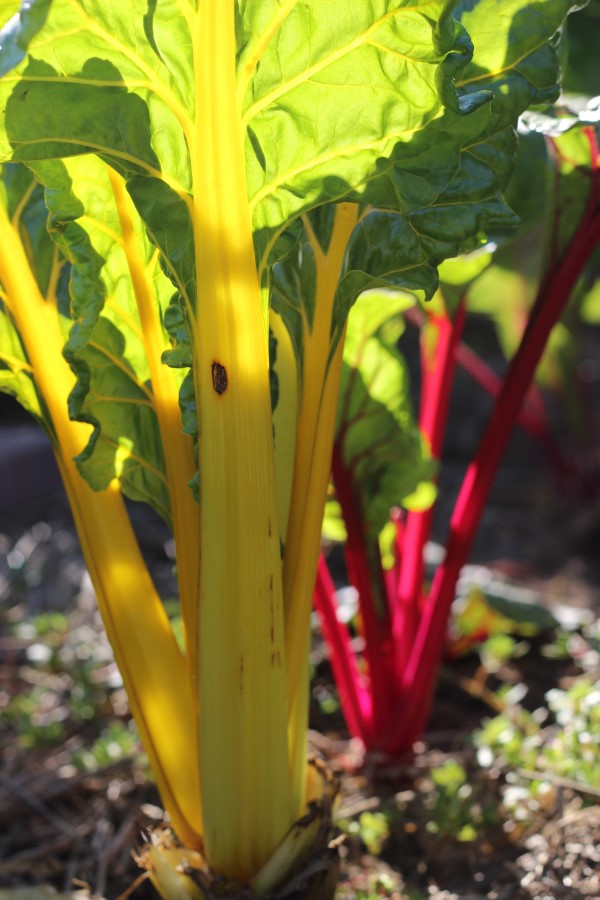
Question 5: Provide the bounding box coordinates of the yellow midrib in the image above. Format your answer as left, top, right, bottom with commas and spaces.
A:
106, 165, 200, 685
236, 0, 300, 107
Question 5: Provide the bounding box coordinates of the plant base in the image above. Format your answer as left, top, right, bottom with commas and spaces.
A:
138, 758, 340, 900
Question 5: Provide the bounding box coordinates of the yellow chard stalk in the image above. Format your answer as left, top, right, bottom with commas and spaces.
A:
106, 166, 201, 684
191, 5, 292, 879
281, 203, 359, 809
0, 188, 201, 848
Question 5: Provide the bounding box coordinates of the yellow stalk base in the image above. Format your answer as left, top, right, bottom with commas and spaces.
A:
146, 837, 206, 900
142, 759, 339, 900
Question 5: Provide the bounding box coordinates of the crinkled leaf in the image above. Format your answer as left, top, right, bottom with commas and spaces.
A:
270, 0, 585, 369
30, 155, 181, 525
0, 0, 468, 494
348, 0, 586, 277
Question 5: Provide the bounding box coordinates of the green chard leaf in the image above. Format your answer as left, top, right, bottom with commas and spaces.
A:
326, 290, 437, 544
0, 162, 67, 430
30, 155, 177, 524
0, 0, 583, 515
0, 0, 574, 279
378, 0, 591, 262
0, 0, 465, 501
268, 0, 586, 370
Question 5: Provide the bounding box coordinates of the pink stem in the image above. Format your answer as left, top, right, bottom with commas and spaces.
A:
387, 209, 600, 755
391, 299, 466, 678
455, 342, 571, 480
332, 444, 396, 740
406, 305, 568, 476
313, 554, 373, 743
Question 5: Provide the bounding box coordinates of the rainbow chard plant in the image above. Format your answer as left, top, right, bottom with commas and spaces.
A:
316, 95, 600, 760
0, 0, 586, 896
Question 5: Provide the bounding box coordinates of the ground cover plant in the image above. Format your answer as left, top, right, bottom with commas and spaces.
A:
0, 1, 589, 897
316, 95, 600, 759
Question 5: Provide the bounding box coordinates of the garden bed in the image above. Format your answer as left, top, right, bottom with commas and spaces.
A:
0, 432, 599, 899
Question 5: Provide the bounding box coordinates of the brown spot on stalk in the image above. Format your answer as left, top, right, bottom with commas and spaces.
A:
239, 654, 244, 693
211, 361, 228, 395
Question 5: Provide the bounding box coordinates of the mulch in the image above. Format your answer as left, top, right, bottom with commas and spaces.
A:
1, 607, 599, 899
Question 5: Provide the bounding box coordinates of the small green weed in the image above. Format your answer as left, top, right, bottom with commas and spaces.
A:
475, 677, 600, 824
71, 719, 143, 771
335, 871, 405, 899
3, 685, 67, 747
339, 810, 391, 856
401, 759, 500, 842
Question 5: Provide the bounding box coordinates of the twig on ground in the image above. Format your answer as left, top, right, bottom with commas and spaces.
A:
516, 768, 600, 800
0, 770, 79, 837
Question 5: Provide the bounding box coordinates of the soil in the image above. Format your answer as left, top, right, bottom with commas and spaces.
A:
1, 324, 600, 900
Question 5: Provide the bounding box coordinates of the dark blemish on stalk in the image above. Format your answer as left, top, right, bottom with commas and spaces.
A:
271, 651, 281, 666
211, 361, 228, 395
268, 518, 272, 538
17, 91, 28, 103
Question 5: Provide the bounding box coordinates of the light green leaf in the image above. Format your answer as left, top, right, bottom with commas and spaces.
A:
241, 2, 486, 240
0, 0, 549, 299
332, 290, 437, 541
